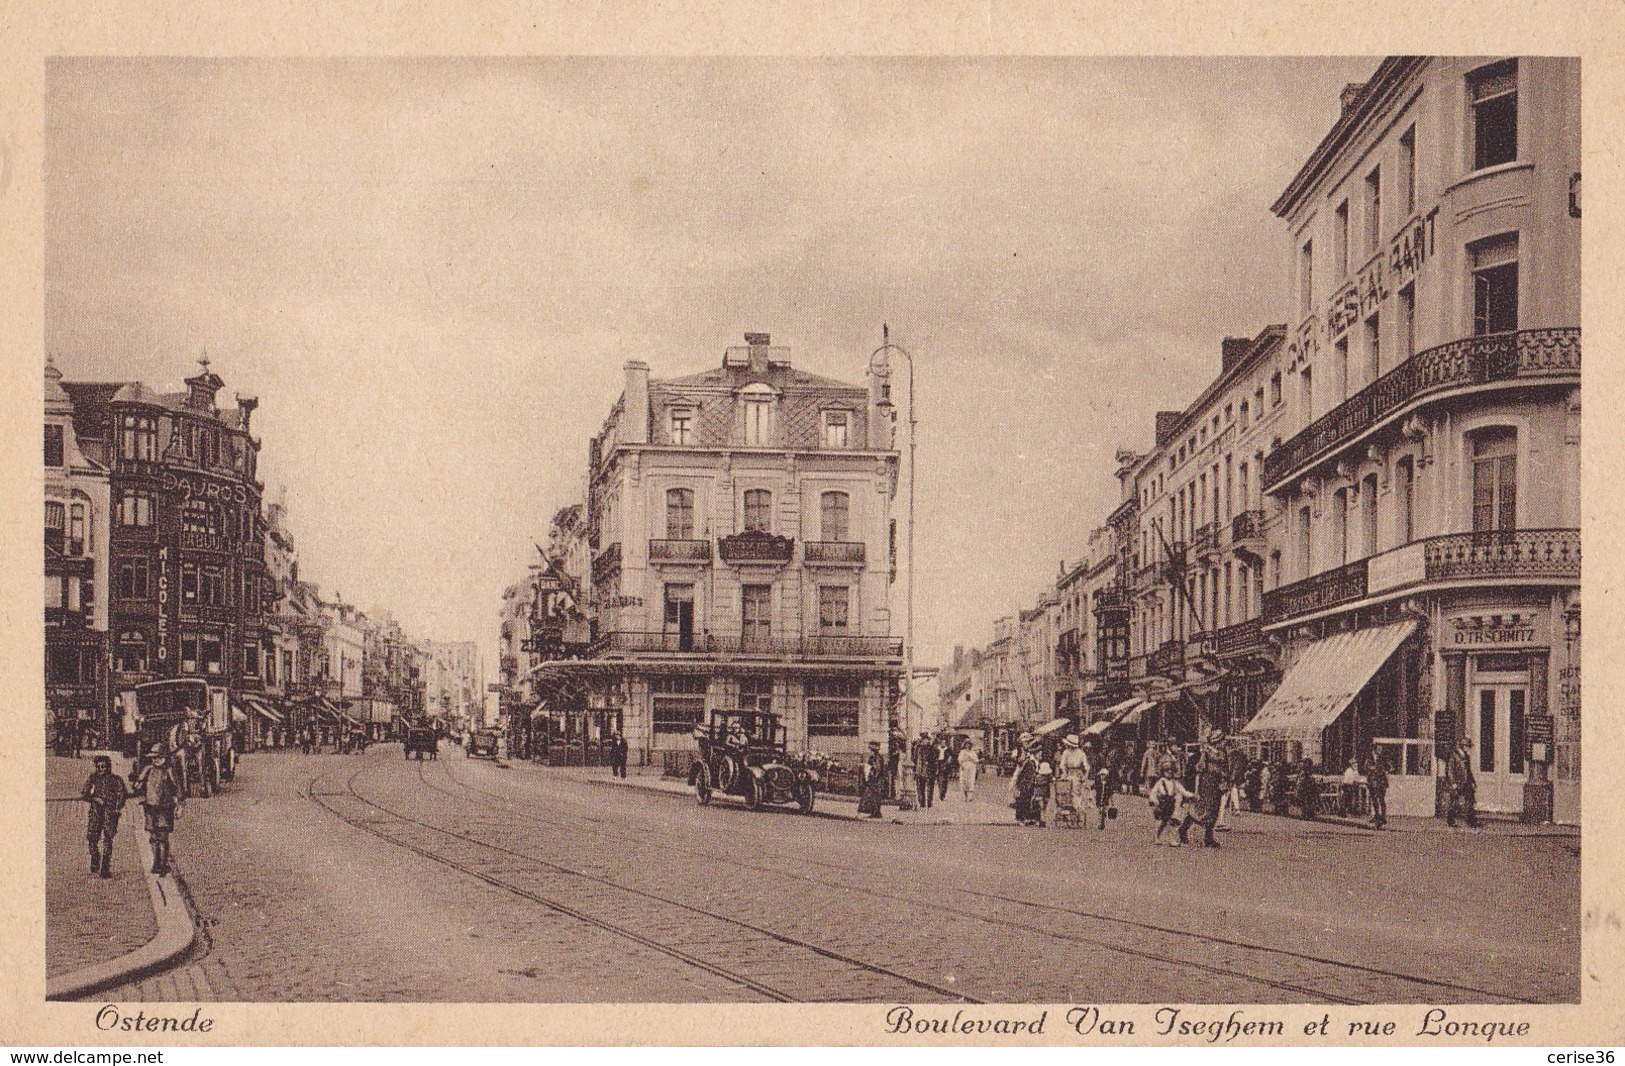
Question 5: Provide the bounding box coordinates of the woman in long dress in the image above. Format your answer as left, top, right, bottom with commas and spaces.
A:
858, 740, 887, 818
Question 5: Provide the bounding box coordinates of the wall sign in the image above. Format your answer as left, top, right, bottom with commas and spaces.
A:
1448, 611, 1542, 648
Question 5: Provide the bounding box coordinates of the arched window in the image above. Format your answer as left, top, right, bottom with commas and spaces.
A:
743, 489, 771, 533
820, 491, 850, 541
1470, 427, 1518, 532
665, 488, 695, 539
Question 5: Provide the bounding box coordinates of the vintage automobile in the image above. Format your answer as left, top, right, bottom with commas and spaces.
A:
688, 709, 819, 813
404, 725, 439, 761
465, 729, 500, 759
129, 679, 236, 798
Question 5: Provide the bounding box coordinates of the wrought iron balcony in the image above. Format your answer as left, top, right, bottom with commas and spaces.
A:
1096, 659, 1129, 683
1215, 617, 1266, 658
803, 540, 866, 564
1423, 529, 1580, 583
587, 630, 901, 660
1264, 328, 1580, 490
1148, 639, 1185, 676
1261, 528, 1579, 626
717, 530, 795, 565
1092, 583, 1130, 612
648, 539, 711, 563
591, 542, 621, 585
1193, 522, 1220, 560
1262, 557, 1369, 625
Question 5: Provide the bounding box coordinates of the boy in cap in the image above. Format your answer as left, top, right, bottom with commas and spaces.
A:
81, 755, 128, 878
130, 745, 183, 875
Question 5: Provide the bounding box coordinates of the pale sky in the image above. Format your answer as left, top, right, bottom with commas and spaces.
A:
45, 56, 1378, 671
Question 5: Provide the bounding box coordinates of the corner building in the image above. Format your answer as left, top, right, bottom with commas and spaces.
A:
550, 333, 903, 769
1251, 57, 1580, 821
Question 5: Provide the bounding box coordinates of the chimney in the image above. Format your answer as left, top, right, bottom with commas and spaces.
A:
1340, 82, 1366, 116
744, 332, 770, 373
1154, 410, 1183, 448
1221, 336, 1252, 373
623, 361, 650, 445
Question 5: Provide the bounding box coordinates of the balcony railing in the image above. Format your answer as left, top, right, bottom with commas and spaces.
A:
1194, 522, 1220, 559
591, 542, 621, 585
1231, 509, 1267, 544
1262, 558, 1369, 625
1423, 529, 1580, 582
803, 540, 866, 564
648, 539, 711, 563
1092, 583, 1129, 611
1096, 659, 1129, 683
1261, 529, 1579, 626
1215, 617, 1266, 658
1148, 639, 1185, 676
588, 630, 902, 660
1264, 328, 1580, 489
717, 530, 795, 565
1127, 654, 1148, 680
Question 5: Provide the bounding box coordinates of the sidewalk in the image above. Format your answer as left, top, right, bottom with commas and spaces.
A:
534, 762, 1579, 837
45, 754, 197, 1000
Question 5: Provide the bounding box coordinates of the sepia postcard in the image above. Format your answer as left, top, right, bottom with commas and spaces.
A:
2, 0, 1623, 1051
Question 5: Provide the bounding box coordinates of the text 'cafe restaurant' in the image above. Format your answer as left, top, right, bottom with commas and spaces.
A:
1238, 579, 1580, 825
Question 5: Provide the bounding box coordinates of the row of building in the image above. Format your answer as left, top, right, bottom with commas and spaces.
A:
495, 333, 905, 771
44, 354, 485, 751
940, 56, 1581, 823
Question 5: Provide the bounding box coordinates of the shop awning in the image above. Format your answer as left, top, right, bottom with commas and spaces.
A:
244, 696, 284, 724
230, 705, 250, 725
1082, 719, 1112, 736
1116, 699, 1153, 725
1032, 716, 1074, 737
1084, 698, 1152, 735
1241, 621, 1417, 742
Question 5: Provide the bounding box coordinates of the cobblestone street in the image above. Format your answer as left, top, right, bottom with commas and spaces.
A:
71, 743, 1578, 1004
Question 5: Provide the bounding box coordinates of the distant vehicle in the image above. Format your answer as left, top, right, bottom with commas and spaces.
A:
465, 730, 500, 759
131, 678, 236, 798
404, 725, 439, 761
688, 709, 819, 814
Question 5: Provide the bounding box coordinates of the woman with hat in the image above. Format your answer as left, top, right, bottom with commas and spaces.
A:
1055, 734, 1089, 828
857, 740, 887, 819
130, 744, 183, 874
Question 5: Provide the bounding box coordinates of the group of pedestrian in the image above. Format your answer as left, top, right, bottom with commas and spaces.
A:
1006, 731, 1130, 830
79, 746, 184, 879
908, 730, 969, 808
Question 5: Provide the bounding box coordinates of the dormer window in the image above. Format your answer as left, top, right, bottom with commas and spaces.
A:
822, 410, 850, 448
669, 407, 694, 446
739, 383, 776, 446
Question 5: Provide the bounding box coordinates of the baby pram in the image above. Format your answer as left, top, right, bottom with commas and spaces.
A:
1051, 776, 1085, 829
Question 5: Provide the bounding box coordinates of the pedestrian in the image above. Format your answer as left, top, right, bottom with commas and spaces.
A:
610, 732, 629, 778
1033, 755, 1054, 828
1138, 741, 1158, 796
1340, 759, 1362, 817
957, 741, 980, 802
1295, 756, 1319, 821
1093, 757, 1119, 831
1009, 743, 1039, 826
1364, 753, 1389, 829
1444, 736, 1479, 828
130, 745, 183, 875
1057, 733, 1090, 819
1147, 768, 1194, 846
858, 740, 887, 819
1217, 739, 1248, 831
1179, 729, 1226, 848
912, 732, 937, 809
1268, 756, 1292, 815
1243, 759, 1264, 812
886, 723, 906, 800
81, 754, 128, 878
934, 733, 953, 802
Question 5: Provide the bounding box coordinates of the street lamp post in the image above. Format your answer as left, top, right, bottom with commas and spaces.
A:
873, 325, 917, 811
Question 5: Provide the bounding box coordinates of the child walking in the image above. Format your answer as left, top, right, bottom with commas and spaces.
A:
1146, 770, 1194, 846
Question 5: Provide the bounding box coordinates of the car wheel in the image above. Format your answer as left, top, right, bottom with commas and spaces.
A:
695, 764, 713, 806
798, 785, 815, 815
743, 773, 761, 812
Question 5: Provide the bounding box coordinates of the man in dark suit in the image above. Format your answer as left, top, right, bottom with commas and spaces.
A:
1445, 737, 1479, 828
912, 732, 938, 808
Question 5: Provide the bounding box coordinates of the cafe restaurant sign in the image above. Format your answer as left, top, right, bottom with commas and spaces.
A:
1447, 611, 1543, 649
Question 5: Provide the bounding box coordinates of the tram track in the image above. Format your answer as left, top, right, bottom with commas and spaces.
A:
305, 756, 982, 1003
421, 751, 1544, 1005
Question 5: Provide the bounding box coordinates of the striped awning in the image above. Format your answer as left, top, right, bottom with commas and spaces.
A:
1032, 716, 1074, 737
1241, 621, 1417, 742
247, 696, 285, 724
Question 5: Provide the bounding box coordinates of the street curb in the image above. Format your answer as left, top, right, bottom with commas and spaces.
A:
572, 769, 868, 821
46, 760, 198, 1002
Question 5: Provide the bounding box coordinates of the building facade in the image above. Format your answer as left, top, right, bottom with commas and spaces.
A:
62, 358, 272, 749
535, 333, 903, 767
1257, 56, 1580, 821
45, 357, 112, 745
